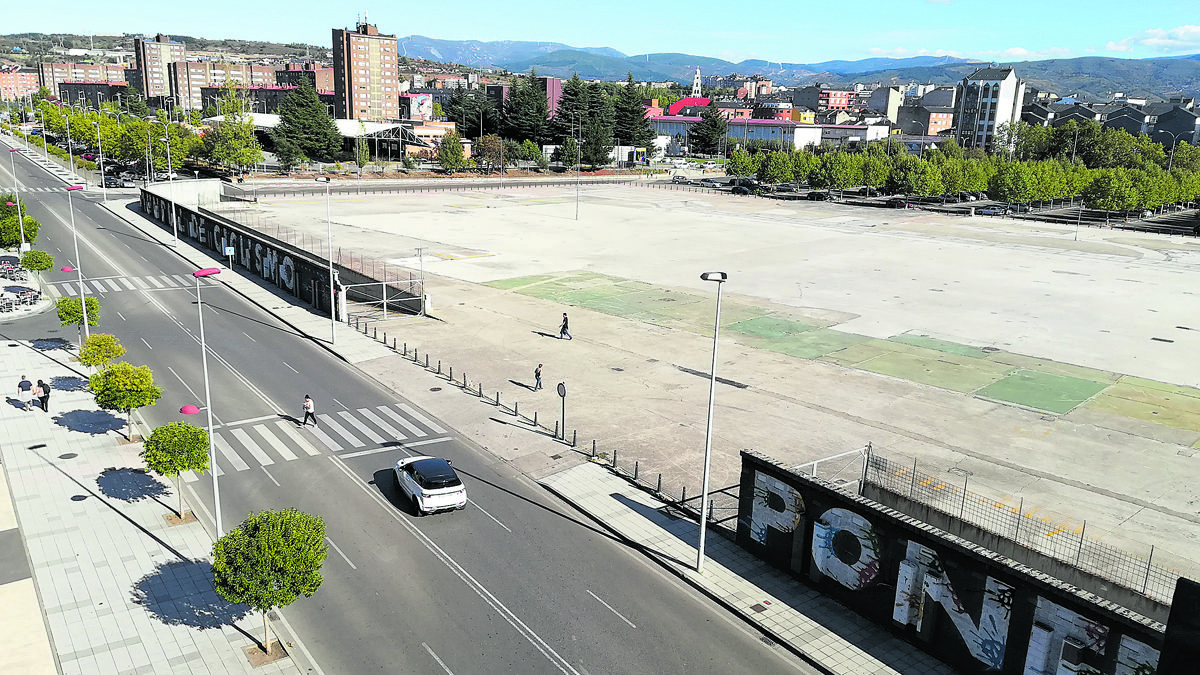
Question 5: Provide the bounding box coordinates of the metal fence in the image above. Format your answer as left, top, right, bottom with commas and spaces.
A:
865, 453, 1183, 604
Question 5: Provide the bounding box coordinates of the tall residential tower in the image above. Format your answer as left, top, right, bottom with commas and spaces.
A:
331, 19, 399, 121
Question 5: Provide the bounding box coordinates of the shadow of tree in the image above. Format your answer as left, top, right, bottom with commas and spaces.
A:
54, 409, 125, 435
32, 337, 73, 351
97, 467, 169, 503
131, 559, 251, 629
52, 375, 89, 392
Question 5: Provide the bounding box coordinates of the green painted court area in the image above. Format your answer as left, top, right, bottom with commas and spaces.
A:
975, 370, 1109, 414
488, 271, 1200, 423
1083, 378, 1200, 433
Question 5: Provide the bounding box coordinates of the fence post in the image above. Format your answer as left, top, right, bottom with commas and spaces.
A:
495, 391, 500, 406
1014, 497, 1024, 540
514, 401, 518, 417
403, 342, 407, 355
1142, 546, 1155, 595
373, 326, 378, 339
383, 331, 387, 344
1075, 521, 1087, 565
413, 348, 418, 362
682, 485, 686, 504
959, 475, 968, 519
908, 458, 918, 499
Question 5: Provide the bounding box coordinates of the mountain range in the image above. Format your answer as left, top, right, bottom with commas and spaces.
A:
398, 35, 1200, 101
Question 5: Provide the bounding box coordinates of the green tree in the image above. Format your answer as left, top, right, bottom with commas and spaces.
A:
887, 155, 942, 196
401, 153, 417, 170
203, 82, 264, 173
212, 509, 327, 654
860, 154, 890, 189
580, 116, 614, 169
812, 152, 861, 195
273, 135, 307, 173
549, 74, 588, 144
141, 422, 209, 518
20, 249, 53, 273
89, 362, 162, 440
1083, 167, 1138, 222
553, 137, 580, 167
354, 123, 370, 176
431, 101, 443, 118
443, 89, 495, 140
271, 78, 341, 163
0, 214, 39, 247
939, 137, 964, 161
988, 161, 1035, 203
57, 297, 100, 346
436, 129, 465, 172
726, 148, 755, 178
613, 73, 656, 151
502, 72, 549, 144
475, 134, 503, 173
689, 102, 727, 155
756, 151, 794, 184
939, 159, 966, 195
791, 150, 818, 183
78, 333, 126, 369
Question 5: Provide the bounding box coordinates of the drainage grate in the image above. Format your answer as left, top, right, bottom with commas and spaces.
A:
550, 454, 562, 460
750, 603, 769, 613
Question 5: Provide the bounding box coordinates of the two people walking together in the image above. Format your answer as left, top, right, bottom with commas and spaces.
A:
16, 375, 50, 413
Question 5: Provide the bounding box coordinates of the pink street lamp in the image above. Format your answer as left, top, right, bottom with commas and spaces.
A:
65, 186, 89, 339
190, 267, 222, 535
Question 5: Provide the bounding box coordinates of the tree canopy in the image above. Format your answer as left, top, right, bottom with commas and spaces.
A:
89, 362, 162, 440
141, 421, 209, 518
271, 78, 342, 164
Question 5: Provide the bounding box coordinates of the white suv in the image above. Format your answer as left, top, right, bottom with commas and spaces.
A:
394, 456, 467, 516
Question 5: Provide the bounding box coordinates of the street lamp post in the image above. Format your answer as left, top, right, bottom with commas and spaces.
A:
64, 185, 90, 339
147, 118, 178, 246
35, 110, 50, 162
695, 271, 727, 573
188, 267, 223, 536
7, 148, 27, 250
63, 109, 78, 182
1156, 129, 1186, 172
94, 119, 107, 203
316, 177, 337, 344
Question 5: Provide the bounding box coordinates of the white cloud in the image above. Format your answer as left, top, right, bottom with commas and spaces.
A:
1106, 25, 1200, 55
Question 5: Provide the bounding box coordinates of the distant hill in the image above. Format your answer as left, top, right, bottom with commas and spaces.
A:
397, 35, 624, 67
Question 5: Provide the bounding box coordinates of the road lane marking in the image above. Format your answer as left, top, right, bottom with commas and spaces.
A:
253, 424, 297, 461
586, 590, 636, 628
339, 410, 384, 444
328, 456, 581, 675
214, 435, 251, 472
119, 278, 136, 290
360, 408, 407, 440
274, 420, 322, 456
282, 361, 299, 374
116, 311, 126, 321
104, 279, 122, 291
421, 643, 454, 675
231, 428, 274, 466
242, 331, 256, 342
378, 405, 425, 437
339, 438, 450, 459
219, 414, 280, 428
145, 276, 164, 288
326, 536, 357, 570
320, 415, 364, 446
467, 498, 511, 533
305, 425, 342, 452
140, 338, 153, 350
261, 466, 280, 487
338, 446, 395, 460
400, 403, 446, 433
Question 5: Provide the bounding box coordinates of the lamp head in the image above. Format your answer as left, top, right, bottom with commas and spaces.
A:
66, 185, 82, 192
180, 404, 200, 415
194, 268, 221, 278
700, 272, 728, 283
61, 266, 75, 272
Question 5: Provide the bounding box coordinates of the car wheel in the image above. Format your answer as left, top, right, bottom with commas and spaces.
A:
411, 495, 424, 516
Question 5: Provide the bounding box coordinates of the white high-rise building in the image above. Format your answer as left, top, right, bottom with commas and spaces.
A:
691, 68, 702, 98
955, 66, 1025, 152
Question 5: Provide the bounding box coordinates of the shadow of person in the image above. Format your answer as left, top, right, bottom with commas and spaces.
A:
531, 330, 558, 339
97, 467, 170, 503
53, 409, 126, 435
131, 559, 251, 629
508, 379, 535, 391
5, 396, 29, 411
277, 413, 304, 426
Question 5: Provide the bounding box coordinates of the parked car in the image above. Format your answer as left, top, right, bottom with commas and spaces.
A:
775, 184, 799, 193
103, 176, 125, 188
697, 178, 721, 188
731, 185, 752, 195
81, 153, 97, 161
886, 197, 909, 208
734, 178, 759, 189
155, 171, 180, 180
859, 186, 881, 197
958, 192, 978, 201
807, 191, 831, 201
702, 161, 718, 169
1007, 202, 1031, 213
978, 206, 1008, 216
671, 175, 691, 184
393, 456, 467, 516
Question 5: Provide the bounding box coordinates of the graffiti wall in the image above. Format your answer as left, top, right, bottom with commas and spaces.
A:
141, 191, 337, 314
736, 451, 1165, 675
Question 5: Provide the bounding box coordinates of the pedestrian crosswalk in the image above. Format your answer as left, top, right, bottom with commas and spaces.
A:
43, 274, 217, 298
181, 403, 451, 481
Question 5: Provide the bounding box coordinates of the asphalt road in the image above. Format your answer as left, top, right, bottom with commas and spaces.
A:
3, 145, 817, 675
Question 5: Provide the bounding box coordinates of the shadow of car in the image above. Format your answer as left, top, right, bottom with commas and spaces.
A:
807, 191, 831, 201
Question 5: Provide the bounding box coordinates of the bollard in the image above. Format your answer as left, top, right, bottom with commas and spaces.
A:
708, 499, 715, 521
478, 381, 483, 397
554, 421, 559, 438
374, 326, 378, 339
634, 460, 639, 480
413, 348, 417, 362
657, 473, 662, 493
449, 366, 453, 383
591, 440, 597, 458
682, 485, 687, 504
495, 391, 500, 406
437, 360, 441, 374
611, 447, 617, 467
463, 373, 467, 388
403, 342, 407, 355
514, 401, 518, 417
383, 331, 387, 344
425, 354, 429, 368
393, 338, 397, 350
533, 411, 537, 427
572, 430, 576, 447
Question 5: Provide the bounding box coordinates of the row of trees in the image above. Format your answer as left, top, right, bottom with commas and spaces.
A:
724, 142, 1200, 213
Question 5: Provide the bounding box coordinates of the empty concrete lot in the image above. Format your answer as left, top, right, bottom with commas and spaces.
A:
222, 180, 1200, 579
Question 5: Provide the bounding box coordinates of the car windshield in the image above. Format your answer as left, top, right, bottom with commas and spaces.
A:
412, 458, 462, 490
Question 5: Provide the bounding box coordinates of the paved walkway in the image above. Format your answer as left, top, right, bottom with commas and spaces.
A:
0, 340, 306, 675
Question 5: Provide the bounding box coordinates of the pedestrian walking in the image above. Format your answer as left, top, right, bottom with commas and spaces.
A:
559, 312, 572, 340
35, 379, 50, 413
17, 375, 33, 411
534, 364, 543, 391
301, 394, 317, 427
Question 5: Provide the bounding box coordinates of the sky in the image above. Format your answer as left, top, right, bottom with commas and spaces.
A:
12, 1, 1200, 65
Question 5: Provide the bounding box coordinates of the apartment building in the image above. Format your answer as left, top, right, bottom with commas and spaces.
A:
58, 81, 129, 107
199, 84, 336, 114
331, 21, 400, 121
170, 61, 276, 112
791, 86, 856, 112
1, 67, 39, 100
535, 76, 563, 115
38, 62, 128, 97
276, 63, 335, 93
954, 66, 1026, 151
133, 34, 187, 99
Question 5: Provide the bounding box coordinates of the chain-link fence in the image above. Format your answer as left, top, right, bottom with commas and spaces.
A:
865, 453, 1184, 604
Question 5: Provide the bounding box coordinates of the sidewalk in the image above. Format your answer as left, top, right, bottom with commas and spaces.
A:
0, 340, 305, 675
95, 195, 961, 674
